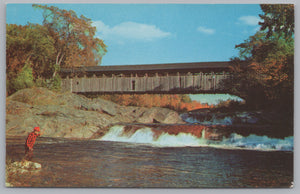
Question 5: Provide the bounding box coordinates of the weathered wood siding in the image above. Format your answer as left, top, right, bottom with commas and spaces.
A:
61, 72, 230, 93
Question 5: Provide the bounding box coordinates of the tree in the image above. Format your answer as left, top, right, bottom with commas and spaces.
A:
226, 32, 294, 109
6, 23, 56, 77
6, 24, 30, 82
33, 4, 107, 77
224, 4, 294, 110
6, 23, 56, 95
7, 5, 108, 95
259, 4, 294, 38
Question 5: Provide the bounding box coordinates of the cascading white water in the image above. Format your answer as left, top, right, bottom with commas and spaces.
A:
221, 133, 294, 151
101, 126, 154, 144
98, 125, 293, 151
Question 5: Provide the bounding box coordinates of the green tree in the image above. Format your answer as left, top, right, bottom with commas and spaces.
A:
6, 24, 56, 78
6, 23, 57, 95
11, 61, 35, 92
259, 4, 294, 38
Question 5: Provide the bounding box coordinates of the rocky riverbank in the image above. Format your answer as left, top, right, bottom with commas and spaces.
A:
181, 106, 293, 138
6, 87, 184, 139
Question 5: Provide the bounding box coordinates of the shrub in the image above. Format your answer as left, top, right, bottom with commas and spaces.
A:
48, 74, 61, 91
11, 61, 34, 91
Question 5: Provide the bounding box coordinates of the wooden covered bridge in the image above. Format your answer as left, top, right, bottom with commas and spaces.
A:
60, 61, 232, 94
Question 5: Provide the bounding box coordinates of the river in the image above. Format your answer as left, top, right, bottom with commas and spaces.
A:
6, 112, 293, 188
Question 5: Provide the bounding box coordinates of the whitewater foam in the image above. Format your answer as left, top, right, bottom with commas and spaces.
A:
98, 125, 293, 151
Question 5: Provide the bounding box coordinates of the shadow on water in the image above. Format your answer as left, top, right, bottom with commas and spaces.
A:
6, 136, 293, 188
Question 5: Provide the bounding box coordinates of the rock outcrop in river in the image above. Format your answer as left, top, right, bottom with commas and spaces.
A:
6, 87, 184, 139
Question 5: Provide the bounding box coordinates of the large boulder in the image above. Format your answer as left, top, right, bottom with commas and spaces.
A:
136, 107, 184, 124
6, 102, 113, 138
8, 87, 120, 116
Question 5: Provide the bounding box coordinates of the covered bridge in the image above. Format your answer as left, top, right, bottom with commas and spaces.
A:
60, 61, 232, 94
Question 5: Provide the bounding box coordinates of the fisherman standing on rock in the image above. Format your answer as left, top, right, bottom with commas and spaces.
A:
24, 127, 43, 161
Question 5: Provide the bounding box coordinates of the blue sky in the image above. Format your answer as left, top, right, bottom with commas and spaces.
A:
6, 4, 263, 103
6, 4, 263, 66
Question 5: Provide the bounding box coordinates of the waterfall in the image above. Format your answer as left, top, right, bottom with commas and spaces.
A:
98, 125, 293, 151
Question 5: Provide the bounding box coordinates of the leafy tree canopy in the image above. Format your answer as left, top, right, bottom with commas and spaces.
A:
6, 23, 56, 79
259, 4, 294, 38
224, 4, 294, 110
7, 5, 108, 95
33, 4, 107, 69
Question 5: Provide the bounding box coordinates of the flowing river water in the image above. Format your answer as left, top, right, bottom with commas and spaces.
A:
6, 112, 293, 188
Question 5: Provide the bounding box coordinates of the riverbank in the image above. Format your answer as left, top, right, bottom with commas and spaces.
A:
6, 87, 293, 139
182, 107, 293, 138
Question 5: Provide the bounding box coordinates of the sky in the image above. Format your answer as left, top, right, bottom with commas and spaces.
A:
6, 4, 263, 66
6, 3, 263, 103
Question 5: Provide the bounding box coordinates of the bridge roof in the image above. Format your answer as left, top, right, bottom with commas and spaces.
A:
60, 61, 231, 75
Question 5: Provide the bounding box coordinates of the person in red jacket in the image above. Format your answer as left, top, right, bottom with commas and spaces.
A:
24, 127, 42, 161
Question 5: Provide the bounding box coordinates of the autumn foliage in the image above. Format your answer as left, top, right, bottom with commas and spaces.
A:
223, 4, 294, 111
98, 94, 213, 112
6, 5, 107, 96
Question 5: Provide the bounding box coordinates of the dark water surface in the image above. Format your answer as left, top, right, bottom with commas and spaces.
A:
6, 137, 293, 188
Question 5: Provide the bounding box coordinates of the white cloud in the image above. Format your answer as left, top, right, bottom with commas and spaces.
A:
197, 26, 215, 35
93, 20, 171, 42
238, 16, 262, 26
93, 20, 110, 34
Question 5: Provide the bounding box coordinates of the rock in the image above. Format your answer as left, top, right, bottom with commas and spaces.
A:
11, 160, 42, 169
137, 107, 184, 124
10, 161, 42, 174
6, 88, 184, 139
57, 93, 120, 116
8, 87, 57, 105
92, 98, 119, 116
5, 182, 13, 187
6, 100, 33, 115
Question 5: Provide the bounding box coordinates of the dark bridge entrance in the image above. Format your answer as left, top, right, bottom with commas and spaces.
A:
60, 61, 231, 94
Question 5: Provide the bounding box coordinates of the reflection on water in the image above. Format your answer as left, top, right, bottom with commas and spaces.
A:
6, 137, 293, 188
